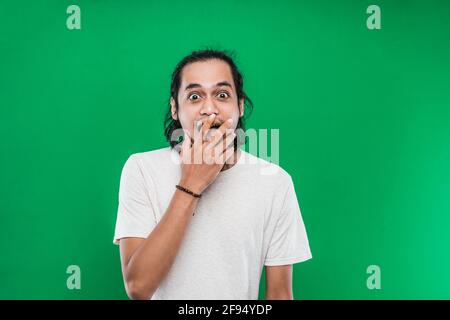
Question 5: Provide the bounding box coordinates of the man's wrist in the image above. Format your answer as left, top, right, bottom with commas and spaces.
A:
178, 179, 204, 195
175, 184, 202, 198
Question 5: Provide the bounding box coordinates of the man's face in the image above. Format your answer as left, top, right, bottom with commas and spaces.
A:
171, 59, 244, 140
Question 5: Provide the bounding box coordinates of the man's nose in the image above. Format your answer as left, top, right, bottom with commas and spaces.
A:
200, 97, 219, 116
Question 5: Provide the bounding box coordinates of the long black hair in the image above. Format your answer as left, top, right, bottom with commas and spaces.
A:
164, 49, 254, 148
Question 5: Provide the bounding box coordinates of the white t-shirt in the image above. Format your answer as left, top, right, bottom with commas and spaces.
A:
113, 146, 312, 300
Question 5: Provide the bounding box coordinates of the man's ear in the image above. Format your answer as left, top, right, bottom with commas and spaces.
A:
239, 99, 244, 117
170, 97, 178, 120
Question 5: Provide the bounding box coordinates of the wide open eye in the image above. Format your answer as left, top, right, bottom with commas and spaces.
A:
217, 92, 230, 99
188, 93, 201, 101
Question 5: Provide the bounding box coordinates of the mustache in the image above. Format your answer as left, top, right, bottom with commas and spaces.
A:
198, 119, 223, 128
210, 122, 222, 128
194, 118, 229, 131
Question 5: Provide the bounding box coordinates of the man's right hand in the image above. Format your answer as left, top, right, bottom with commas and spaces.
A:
178, 114, 236, 195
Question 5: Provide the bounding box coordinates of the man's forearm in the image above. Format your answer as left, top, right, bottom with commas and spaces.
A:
123, 188, 199, 299
265, 291, 294, 300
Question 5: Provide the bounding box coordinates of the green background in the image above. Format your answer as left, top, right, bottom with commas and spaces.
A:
1, 0, 449, 299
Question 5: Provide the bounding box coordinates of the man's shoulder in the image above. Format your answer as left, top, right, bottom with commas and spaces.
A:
241, 150, 292, 186
124, 146, 176, 173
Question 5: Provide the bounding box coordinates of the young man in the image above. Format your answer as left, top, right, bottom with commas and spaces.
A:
113, 50, 312, 300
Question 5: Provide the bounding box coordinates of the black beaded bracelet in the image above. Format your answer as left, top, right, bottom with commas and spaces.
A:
175, 184, 202, 198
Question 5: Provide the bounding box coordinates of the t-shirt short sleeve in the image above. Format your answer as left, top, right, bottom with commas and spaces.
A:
113, 154, 157, 245
264, 176, 312, 266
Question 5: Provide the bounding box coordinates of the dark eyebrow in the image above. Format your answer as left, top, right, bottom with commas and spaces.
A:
185, 83, 202, 91
184, 81, 233, 91
216, 81, 232, 88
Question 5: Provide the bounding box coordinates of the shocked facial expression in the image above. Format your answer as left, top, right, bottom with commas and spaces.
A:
171, 59, 244, 139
